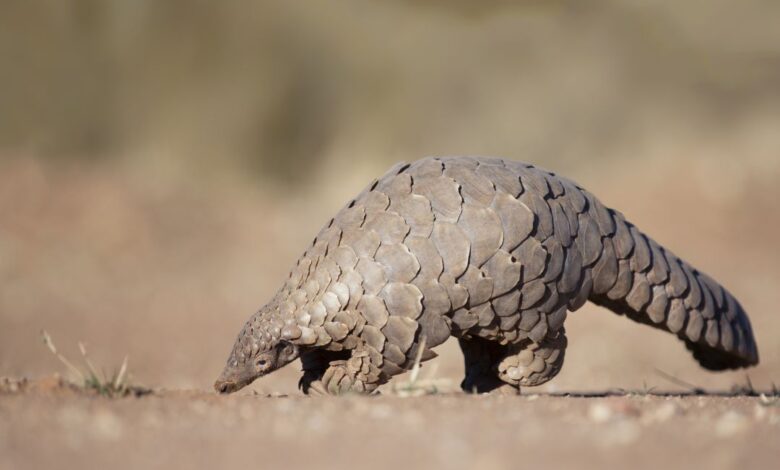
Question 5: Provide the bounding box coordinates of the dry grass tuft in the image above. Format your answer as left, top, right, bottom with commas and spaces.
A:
41, 330, 148, 397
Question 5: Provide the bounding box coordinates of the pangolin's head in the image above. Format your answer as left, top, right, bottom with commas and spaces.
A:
214, 313, 300, 394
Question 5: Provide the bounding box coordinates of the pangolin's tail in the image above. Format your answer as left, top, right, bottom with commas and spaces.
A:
581, 197, 759, 370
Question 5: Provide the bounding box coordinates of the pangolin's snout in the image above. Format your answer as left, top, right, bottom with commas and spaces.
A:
214, 379, 240, 394
214, 367, 256, 394
214, 381, 230, 394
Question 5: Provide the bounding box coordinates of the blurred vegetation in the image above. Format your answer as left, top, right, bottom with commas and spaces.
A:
0, 0, 779, 183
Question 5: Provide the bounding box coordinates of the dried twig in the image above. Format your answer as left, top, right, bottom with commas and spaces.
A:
408, 335, 427, 385
653, 368, 704, 394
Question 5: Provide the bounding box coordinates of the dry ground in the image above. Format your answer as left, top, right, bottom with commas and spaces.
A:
1, 157, 779, 469
1, 377, 779, 470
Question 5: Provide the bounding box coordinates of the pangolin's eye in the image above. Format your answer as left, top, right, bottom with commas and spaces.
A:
257, 358, 268, 367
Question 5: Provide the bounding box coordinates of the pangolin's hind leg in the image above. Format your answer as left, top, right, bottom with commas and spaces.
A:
497, 328, 567, 388
302, 343, 386, 395
459, 329, 567, 394
459, 337, 511, 394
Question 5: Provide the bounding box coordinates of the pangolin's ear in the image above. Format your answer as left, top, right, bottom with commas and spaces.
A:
277, 340, 297, 361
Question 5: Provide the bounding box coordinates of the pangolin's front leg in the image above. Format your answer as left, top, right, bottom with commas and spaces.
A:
298, 349, 342, 394
304, 345, 385, 395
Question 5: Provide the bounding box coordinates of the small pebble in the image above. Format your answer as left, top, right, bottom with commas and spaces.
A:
753, 405, 767, 421
588, 403, 612, 423
715, 411, 748, 437
642, 402, 680, 424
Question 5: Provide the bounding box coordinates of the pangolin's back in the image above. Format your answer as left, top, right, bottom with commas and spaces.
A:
275, 156, 757, 371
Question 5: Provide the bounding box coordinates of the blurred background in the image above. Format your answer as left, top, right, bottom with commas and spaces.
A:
1, 0, 779, 394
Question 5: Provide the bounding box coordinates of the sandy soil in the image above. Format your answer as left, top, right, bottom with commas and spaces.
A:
1, 377, 779, 470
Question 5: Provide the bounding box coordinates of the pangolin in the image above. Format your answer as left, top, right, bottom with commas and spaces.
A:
214, 156, 759, 395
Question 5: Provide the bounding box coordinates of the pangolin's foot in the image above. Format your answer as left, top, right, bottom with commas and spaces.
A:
497, 329, 567, 387
301, 379, 329, 396
488, 383, 521, 396
298, 368, 325, 395
460, 373, 518, 395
